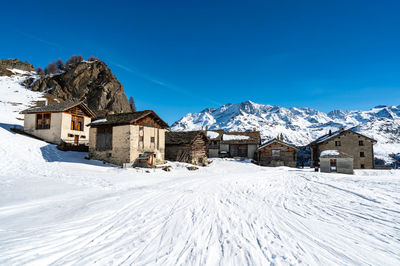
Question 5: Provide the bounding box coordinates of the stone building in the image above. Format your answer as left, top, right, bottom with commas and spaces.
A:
88, 110, 169, 167
206, 130, 261, 159
319, 150, 354, 174
20, 101, 95, 145
309, 127, 376, 169
165, 131, 208, 166
256, 138, 298, 167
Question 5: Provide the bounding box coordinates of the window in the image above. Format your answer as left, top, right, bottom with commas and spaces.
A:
96, 126, 112, 150
359, 140, 364, 146
36, 113, 51, 129
360, 152, 365, 157
335, 141, 341, 146
361, 164, 365, 169
151, 137, 155, 143
71, 115, 84, 131
139, 136, 144, 142
272, 149, 280, 157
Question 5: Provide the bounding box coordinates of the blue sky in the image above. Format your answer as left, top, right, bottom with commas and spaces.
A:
1, 0, 400, 124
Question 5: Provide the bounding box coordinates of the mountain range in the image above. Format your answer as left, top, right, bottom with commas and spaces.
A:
171, 101, 400, 162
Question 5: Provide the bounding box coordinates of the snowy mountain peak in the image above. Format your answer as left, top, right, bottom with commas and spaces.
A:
171, 100, 400, 162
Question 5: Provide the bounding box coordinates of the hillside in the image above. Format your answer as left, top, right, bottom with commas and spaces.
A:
0, 58, 132, 116
172, 101, 400, 162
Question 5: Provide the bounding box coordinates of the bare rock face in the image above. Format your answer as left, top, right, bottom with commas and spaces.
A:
0, 59, 35, 76
28, 60, 131, 117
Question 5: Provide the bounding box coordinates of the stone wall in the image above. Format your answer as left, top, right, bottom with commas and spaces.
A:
23, 113, 63, 144
313, 131, 374, 169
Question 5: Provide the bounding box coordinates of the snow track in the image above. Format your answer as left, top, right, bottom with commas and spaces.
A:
0, 74, 399, 265
0, 148, 399, 265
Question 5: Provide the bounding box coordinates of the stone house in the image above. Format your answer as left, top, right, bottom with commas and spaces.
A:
206, 130, 261, 159
165, 131, 208, 166
88, 110, 169, 167
20, 101, 95, 145
256, 138, 298, 167
319, 150, 354, 174
309, 127, 377, 169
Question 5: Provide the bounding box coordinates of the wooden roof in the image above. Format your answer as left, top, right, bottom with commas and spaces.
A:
89, 110, 169, 128
309, 127, 377, 146
257, 138, 299, 151
20, 101, 95, 118
166, 131, 207, 145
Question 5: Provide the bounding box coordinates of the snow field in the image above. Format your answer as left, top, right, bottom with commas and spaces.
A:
0, 72, 400, 265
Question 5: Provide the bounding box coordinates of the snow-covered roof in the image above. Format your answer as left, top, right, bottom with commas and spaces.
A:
320, 150, 352, 158
222, 134, 249, 141
205, 130, 261, 144
320, 150, 339, 156
207, 131, 219, 139
91, 118, 107, 124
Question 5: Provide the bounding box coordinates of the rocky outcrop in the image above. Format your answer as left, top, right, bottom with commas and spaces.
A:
0, 59, 35, 76
0, 59, 35, 72
28, 60, 132, 117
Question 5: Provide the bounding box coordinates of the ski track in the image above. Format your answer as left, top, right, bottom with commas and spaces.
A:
0, 75, 400, 265
1, 155, 400, 265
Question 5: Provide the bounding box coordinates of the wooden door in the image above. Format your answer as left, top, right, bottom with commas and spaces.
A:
74, 135, 79, 145
330, 159, 337, 172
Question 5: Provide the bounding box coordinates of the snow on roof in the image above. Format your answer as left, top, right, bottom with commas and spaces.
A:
320, 150, 339, 156
222, 134, 250, 141
207, 131, 219, 139
91, 118, 107, 124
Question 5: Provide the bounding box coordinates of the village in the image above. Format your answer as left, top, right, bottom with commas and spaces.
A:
20, 100, 381, 174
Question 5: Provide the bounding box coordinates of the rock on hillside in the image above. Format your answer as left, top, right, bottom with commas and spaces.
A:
0, 59, 35, 76
27, 60, 131, 116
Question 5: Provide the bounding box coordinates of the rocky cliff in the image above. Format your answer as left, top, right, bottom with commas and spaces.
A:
0, 59, 35, 76
26, 60, 131, 117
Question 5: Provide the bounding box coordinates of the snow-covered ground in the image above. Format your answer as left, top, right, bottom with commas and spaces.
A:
1, 72, 400, 265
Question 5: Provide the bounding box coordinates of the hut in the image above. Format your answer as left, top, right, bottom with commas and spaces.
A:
256, 138, 298, 167
88, 110, 169, 167
319, 150, 354, 174
206, 130, 261, 159
20, 101, 95, 145
165, 131, 208, 166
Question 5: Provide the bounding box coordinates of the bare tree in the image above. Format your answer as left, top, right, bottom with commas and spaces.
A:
129, 96, 136, 111
56, 58, 64, 70
47, 62, 58, 74
66, 55, 84, 66
44, 67, 49, 75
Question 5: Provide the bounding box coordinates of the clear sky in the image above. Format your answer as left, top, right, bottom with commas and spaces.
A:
1, 0, 400, 124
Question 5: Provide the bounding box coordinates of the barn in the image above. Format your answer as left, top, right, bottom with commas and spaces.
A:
165, 131, 208, 166
257, 138, 298, 167
206, 130, 261, 159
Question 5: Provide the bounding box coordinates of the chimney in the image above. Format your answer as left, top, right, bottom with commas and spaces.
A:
253, 127, 256, 132
328, 129, 332, 136
205, 125, 209, 131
